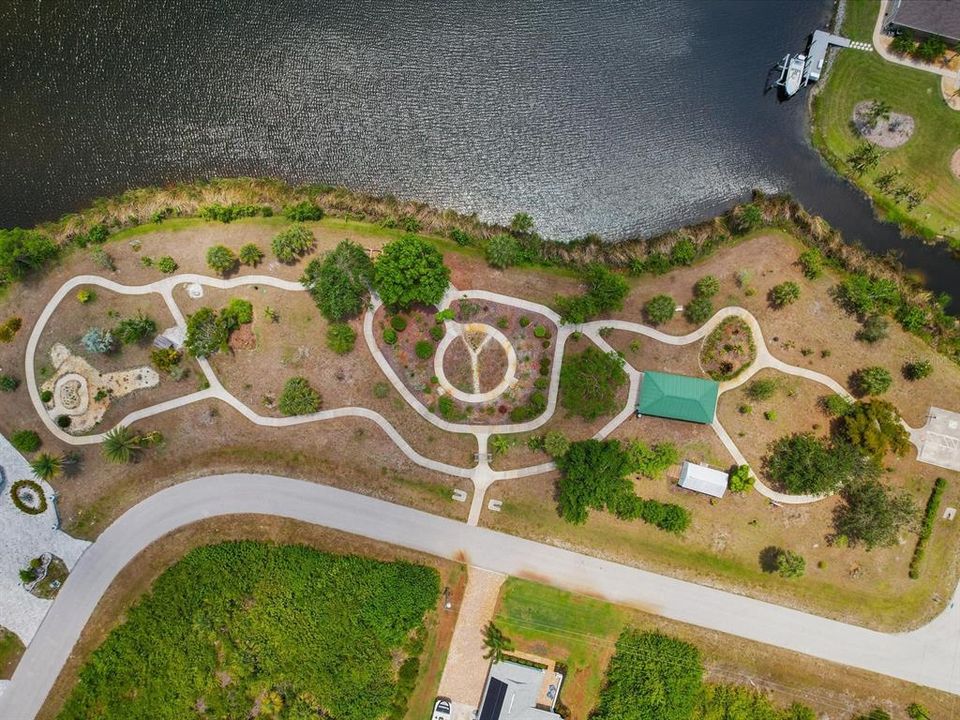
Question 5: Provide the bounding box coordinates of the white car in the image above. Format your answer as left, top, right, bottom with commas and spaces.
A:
433, 697, 452, 720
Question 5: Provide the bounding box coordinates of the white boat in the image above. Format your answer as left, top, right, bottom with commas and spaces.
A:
776, 53, 807, 98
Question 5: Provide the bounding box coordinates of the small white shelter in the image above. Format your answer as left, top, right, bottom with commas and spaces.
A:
678, 461, 728, 498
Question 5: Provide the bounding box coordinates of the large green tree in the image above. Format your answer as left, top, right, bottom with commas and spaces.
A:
373, 235, 450, 309
559, 346, 627, 420
184, 307, 228, 358
840, 400, 910, 461
555, 439, 634, 524
763, 433, 876, 495
0, 228, 58, 282
300, 240, 374, 321
835, 479, 916, 549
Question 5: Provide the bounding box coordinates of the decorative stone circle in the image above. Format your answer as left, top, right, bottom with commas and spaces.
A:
53, 372, 89, 416
434, 321, 518, 403
10, 479, 48, 515
186, 282, 204, 299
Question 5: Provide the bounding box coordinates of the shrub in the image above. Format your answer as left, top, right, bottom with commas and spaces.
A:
383, 327, 398, 345
450, 228, 471, 246
559, 347, 627, 420
390, 315, 408, 332
326, 323, 357, 355
76, 289, 95, 304
764, 410, 777, 421
510, 212, 534, 234
582, 264, 629, 314
518, 315, 530, 328
823, 394, 853, 417
114, 312, 157, 345
856, 314, 889, 344
836, 274, 901, 316
852, 366, 892, 396
238, 243, 264, 267
896, 303, 927, 333
11, 430, 41, 453
56, 415, 71, 428
733, 203, 763, 233
485, 234, 521, 269
684, 296, 713, 324
271, 224, 315, 263
283, 200, 324, 221
151, 347, 183, 373
437, 395, 459, 421
533, 325, 547, 338
40, 389, 53, 403
903, 359, 933, 381
745, 377, 777, 401
198, 203, 271, 222
776, 550, 806, 578
429, 325, 444, 341
155, 256, 178, 274
769, 281, 800, 308
185, 307, 228, 358
221, 298, 254, 329
534, 377, 549, 390
82, 327, 115, 354
764, 433, 874, 495
278, 377, 322, 416
644, 294, 676, 325
798, 248, 824, 279
206, 244, 238, 275
738, 404, 752, 414
669, 237, 696, 266
694, 275, 720, 298
0, 316, 22, 342
0, 374, 19, 392
414, 340, 433, 360
840, 400, 910, 461
10, 479, 47, 515
627, 441, 679, 479
301, 240, 374, 321
90, 247, 115, 271
909, 478, 947, 579
0, 228, 58, 281
374, 235, 450, 309
543, 431, 570, 458
373, 381, 390, 398
728, 464, 754, 493
835, 478, 916, 549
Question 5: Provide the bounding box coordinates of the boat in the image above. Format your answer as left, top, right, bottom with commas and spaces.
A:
775, 53, 807, 98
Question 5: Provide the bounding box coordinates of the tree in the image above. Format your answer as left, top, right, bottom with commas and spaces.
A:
915, 35, 947, 62
684, 296, 713, 324
644, 294, 676, 325
0, 228, 58, 282
863, 100, 892, 130
301, 240, 374, 322
694, 275, 720, 298
184, 307, 228, 358
271, 224, 314, 263
509, 212, 534, 234
555, 439, 634, 524
103, 425, 143, 463
891, 31, 916, 55
856, 314, 889, 344
374, 235, 450, 309
11, 430, 41, 453
627, 441, 679, 479
221, 298, 253, 330
114, 312, 157, 345
769, 281, 800, 308
326, 323, 356, 355
846, 143, 883, 176
484, 234, 521, 269
583, 264, 629, 313
776, 549, 806, 578
837, 274, 901, 316
903, 359, 933, 381
798, 248, 823, 279
728, 464, 754, 493
482, 622, 514, 663
543, 431, 570, 458
206, 245, 238, 275
852, 366, 892, 396
592, 629, 703, 720
278, 377, 322, 416
835, 478, 916, 549
81, 328, 115, 354
764, 433, 875, 495
30, 453, 63, 482
238, 243, 264, 266
840, 400, 910, 461
559, 347, 627, 421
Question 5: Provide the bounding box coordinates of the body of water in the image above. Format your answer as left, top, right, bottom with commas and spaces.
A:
1, 0, 957, 300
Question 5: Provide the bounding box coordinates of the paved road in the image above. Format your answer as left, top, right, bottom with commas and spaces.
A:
2, 474, 959, 719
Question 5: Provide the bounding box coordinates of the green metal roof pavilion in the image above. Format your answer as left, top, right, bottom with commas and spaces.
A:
636, 371, 719, 424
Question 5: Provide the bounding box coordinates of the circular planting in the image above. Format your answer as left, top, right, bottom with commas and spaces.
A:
10, 479, 48, 515
700, 317, 756, 381
852, 101, 914, 148
434, 322, 518, 403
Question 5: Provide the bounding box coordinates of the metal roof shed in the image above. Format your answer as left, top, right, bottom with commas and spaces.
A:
678, 461, 728, 498
636, 371, 719, 424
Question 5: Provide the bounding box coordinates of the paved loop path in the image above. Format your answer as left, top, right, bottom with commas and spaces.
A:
2, 474, 960, 719
26, 274, 922, 514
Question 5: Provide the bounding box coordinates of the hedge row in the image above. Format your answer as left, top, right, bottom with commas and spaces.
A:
909, 478, 947, 579
609, 493, 691, 534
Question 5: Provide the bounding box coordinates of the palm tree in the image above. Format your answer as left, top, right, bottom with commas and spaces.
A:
482, 622, 514, 664
30, 453, 63, 482
102, 425, 141, 463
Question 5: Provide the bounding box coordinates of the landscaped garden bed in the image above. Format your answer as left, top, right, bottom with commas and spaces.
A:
699, 316, 755, 381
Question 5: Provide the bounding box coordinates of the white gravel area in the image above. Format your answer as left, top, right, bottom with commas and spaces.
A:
0, 434, 89, 645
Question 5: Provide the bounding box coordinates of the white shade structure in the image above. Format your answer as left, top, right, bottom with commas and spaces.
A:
678, 461, 728, 498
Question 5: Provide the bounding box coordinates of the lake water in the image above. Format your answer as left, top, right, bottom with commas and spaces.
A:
1, 0, 957, 301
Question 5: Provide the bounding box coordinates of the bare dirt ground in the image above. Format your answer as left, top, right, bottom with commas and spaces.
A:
35, 515, 466, 720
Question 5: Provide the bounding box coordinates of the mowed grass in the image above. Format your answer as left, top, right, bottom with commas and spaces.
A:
811, 0, 960, 245
0, 627, 25, 679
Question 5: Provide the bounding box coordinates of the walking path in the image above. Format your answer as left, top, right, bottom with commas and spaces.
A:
3, 474, 960, 719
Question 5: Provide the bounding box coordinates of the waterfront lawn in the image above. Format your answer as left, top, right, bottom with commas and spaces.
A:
58, 541, 441, 720
811, 0, 960, 245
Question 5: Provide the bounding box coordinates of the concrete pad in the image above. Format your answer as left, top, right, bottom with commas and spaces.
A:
917, 407, 960, 473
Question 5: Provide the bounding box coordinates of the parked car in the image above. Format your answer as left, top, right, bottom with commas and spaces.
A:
433, 697, 452, 720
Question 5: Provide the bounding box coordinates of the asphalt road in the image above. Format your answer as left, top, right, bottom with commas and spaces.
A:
3, 474, 959, 718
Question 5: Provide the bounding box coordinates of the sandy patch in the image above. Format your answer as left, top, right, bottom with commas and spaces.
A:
952, 148, 960, 180
852, 101, 914, 148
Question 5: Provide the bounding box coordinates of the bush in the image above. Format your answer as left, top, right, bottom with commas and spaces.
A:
728, 465, 754, 493
450, 228, 472, 246
627, 441, 679, 479
429, 325, 444, 341
271, 224, 315, 263
90, 247, 115, 271
836, 274, 901, 316
114, 312, 157, 345
390, 315, 408, 332
776, 550, 806, 578
374, 235, 450, 309
559, 347, 627, 420
856, 314, 889, 344
510, 212, 534, 234
81, 328, 115, 354
300, 240, 373, 321
798, 248, 824, 279
206, 244, 238, 275
11, 430, 41, 453
278, 377, 322, 415
733, 203, 763, 233
684, 296, 713, 324
40, 389, 53, 403
185, 307, 228, 358
238, 243, 264, 266
0, 228, 58, 282
909, 478, 947, 579
694, 275, 720, 298
533, 325, 547, 338
852, 366, 892, 396
221, 298, 254, 329
198, 203, 272, 222
903, 359, 933, 381
155, 256, 178, 274
644, 294, 676, 325
582, 264, 629, 313
56, 415, 71, 428
283, 200, 324, 221
151, 347, 183, 373
414, 340, 433, 360
669, 237, 696, 266
485, 234, 522, 269
769, 281, 800, 308
0, 316, 22, 342
835, 478, 916, 549
383, 327, 398, 345
745, 378, 777, 401
543, 431, 570, 458
76, 289, 95, 304
327, 323, 357, 355
840, 400, 910, 461
764, 433, 874, 495
822, 393, 853, 417
0, 374, 19, 392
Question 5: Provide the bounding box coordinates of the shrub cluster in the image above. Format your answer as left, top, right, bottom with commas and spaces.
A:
11, 430, 41, 453
0, 316, 22, 342
271, 224, 315, 263
10, 479, 47, 515
198, 203, 273, 222
278, 377, 322, 416
554, 264, 629, 324
909, 478, 947, 579
508, 391, 547, 423
283, 200, 324, 221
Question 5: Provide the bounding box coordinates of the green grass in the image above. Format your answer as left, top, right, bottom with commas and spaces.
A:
59, 541, 440, 720
811, 0, 960, 247
0, 627, 25, 679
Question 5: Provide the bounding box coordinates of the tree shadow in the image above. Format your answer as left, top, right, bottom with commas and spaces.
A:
759, 545, 783, 574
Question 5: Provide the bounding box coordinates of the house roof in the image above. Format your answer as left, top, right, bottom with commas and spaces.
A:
478, 661, 562, 720
679, 461, 728, 498
889, 0, 960, 43
636, 371, 719, 424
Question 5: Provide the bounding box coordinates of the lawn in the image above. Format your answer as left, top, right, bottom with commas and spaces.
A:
811, 0, 960, 245
0, 627, 25, 679
57, 541, 441, 720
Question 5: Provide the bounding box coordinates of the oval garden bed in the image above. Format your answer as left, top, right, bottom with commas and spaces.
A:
699, 317, 756, 381
10, 479, 48, 515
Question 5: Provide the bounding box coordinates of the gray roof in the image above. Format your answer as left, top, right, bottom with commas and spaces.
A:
889, 0, 960, 42
478, 662, 561, 720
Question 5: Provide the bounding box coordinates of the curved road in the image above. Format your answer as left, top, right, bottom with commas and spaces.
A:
2, 474, 959, 719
